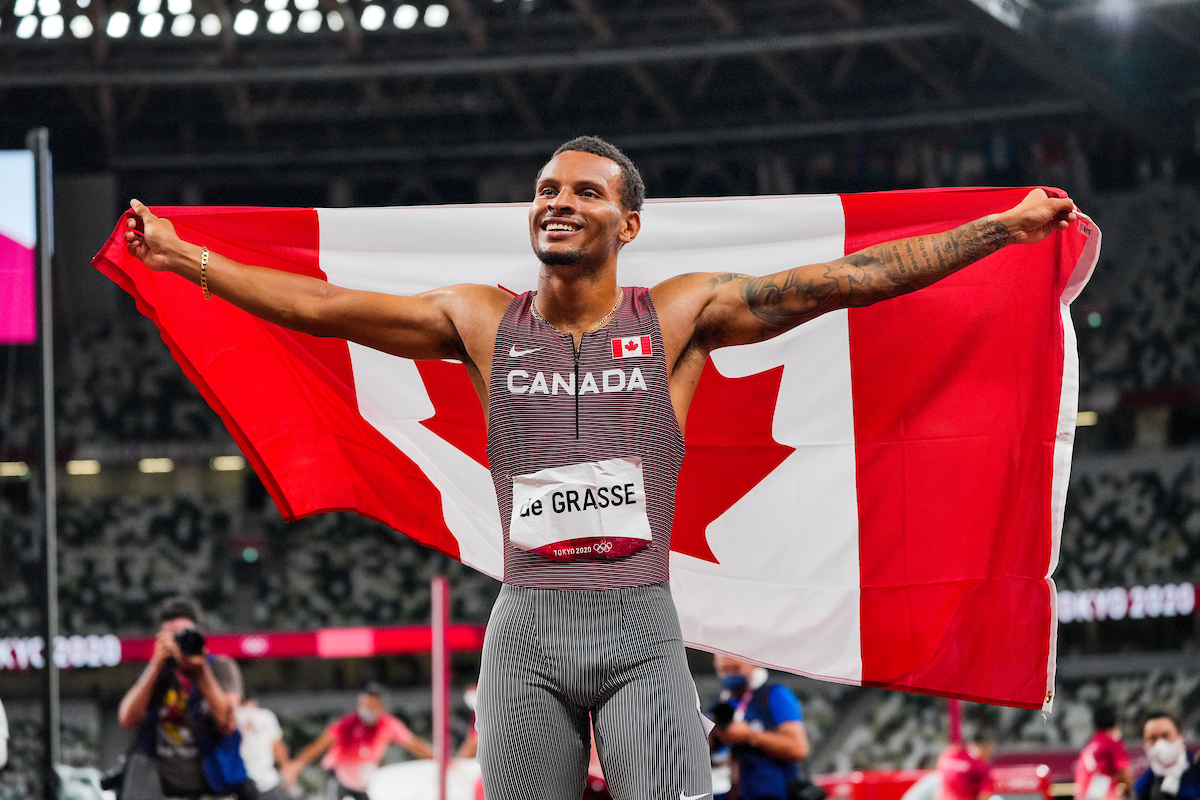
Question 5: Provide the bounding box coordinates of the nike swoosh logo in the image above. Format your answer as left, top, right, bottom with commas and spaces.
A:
680, 793, 710, 800
509, 346, 542, 358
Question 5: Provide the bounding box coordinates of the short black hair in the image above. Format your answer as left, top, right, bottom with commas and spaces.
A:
968, 728, 995, 746
546, 135, 645, 213
363, 681, 386, 698
1142, 711, 1182, 733
1093, 705, 1118, 731
159, 597, 201, 625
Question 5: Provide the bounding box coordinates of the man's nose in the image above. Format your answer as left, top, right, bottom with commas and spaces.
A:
548, 189, 575, 211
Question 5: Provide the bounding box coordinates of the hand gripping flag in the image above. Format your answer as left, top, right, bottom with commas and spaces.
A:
93, 187, 1099, 710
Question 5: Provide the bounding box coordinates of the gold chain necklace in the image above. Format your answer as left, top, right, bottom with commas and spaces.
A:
531, 288, 624, 335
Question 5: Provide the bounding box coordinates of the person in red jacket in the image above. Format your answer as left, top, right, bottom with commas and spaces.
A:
282, 683, 432, 800
1076, 706, 1132, 800
937, 734, 993, 800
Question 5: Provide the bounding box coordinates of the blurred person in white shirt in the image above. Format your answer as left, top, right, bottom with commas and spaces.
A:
236, 694, 291, 800
0, 694, 8, 770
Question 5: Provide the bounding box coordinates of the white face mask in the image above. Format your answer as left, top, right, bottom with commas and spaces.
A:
357, 705, 379, 725
463, 689, 478, 712
1149, 738, 1186, 772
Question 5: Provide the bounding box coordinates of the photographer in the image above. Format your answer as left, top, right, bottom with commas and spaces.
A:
711, 655, 811, 800
117, 598, 248, 800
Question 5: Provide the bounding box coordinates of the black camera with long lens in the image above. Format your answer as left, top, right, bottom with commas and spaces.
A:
174, 628, 206, 657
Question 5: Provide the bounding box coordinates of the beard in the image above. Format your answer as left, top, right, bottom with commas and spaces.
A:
536, 243, 588, 266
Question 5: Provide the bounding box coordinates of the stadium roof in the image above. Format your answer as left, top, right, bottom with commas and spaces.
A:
1, 0, 1196, 181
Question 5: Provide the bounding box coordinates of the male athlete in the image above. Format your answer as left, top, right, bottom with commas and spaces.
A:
123, 136, 1077, 800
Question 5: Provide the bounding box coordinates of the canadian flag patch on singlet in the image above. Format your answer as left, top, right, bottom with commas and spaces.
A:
509, 457, 653, 562
610, 336, 652, 358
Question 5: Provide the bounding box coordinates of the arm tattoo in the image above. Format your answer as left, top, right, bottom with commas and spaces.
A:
735, 217, 1011, 330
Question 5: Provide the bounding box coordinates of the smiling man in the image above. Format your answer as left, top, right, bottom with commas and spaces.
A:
124, 136, 1076, 800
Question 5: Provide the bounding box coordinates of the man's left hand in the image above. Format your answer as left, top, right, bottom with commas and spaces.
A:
714, 720, 755, 746
995, 188, 1078, 246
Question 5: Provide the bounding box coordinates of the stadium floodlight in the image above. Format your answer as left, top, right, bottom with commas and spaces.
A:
423, 3, 447, 26
265, 0, 286, 11
210, 455, 247, 471
65, 459, 101, 475
1098, 0, 1136, 25
394, 3, 416, 28
106, 10, 129, 34
138, 457, 174, 473
233, 8, 257, 34
42, 13, 64, 35
0, 462, 30, 478
171, 12, 193, 34
77, 0, 90, 7
296, 8, 320, 30
140, 11, 163, 35
326, 9, 343, 29
199, 12, 220, 33
167, 0, 190, 14
14, 0, 35, 15
39, 0, 61, 15
17, 14, 39, 36
267, 8, 290, 31
294, 0, 318, 10
137, 0, 160, 13
360, 4, 383, 29
71, 12, 92, 34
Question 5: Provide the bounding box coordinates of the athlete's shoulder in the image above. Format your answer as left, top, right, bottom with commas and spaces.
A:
650, 272, 749, 304
430, 283, 515, 304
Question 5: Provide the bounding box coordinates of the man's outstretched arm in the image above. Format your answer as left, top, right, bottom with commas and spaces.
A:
676, 188, 1076, 350
123, 200, 508, 361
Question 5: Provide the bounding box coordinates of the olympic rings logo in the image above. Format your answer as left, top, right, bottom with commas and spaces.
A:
594, 540, 613, 554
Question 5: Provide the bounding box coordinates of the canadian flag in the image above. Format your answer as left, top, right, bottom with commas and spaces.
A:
611, 335, 652, 358
93, 188, 1098, 710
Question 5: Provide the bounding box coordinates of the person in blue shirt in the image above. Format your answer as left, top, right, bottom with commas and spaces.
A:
711, 655, 810, 800
1133, 712, 1199, 800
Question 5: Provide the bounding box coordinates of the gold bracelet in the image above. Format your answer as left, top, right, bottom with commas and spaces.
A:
200, 246, 211, 299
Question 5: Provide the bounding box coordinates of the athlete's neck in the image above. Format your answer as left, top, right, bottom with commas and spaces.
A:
533, 266, 622, 341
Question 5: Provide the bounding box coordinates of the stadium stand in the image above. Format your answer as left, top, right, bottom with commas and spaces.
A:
1059, 459, 1200, 592
816, 668, 1200, 773
0, 494, 500, 637
1077, 187, 1200, 395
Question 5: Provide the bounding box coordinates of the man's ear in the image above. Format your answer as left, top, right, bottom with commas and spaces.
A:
619, 210, 641, 245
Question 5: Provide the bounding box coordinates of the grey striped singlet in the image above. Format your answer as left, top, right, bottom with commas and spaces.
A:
486, 287, 685, 590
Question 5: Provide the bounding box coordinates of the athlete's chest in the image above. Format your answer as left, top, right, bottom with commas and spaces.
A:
501, 331, 655, 395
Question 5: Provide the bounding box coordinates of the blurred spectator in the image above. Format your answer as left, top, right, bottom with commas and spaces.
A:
1133, 713, 1199, 800
1076, 705, 1132, 800
116, 597, 247, 800
455, 684, 478, 760
710, 655, 810, 800
282, 683, 431, 800
236, 694, 291, 800
935, 733, 992, 800
0, 694, 7, 771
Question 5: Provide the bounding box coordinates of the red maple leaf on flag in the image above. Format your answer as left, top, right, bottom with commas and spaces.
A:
414, 356, 794, 565
415, 359, 489, 468
670, 358, 795, 564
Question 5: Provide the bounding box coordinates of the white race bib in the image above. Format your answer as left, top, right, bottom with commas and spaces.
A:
509, 457, 653, 561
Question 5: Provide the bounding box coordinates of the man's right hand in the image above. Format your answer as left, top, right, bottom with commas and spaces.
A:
124, 199, 183, 273
152, 628, 182, 667
280, 761, 302, 789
